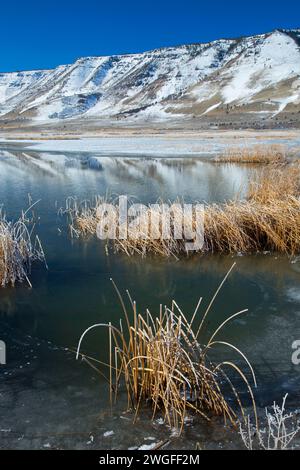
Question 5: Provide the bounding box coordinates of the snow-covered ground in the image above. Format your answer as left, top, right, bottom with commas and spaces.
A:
0, 30, 299, 122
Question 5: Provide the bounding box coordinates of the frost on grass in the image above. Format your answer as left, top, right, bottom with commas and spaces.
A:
240, 395, 300, 450
0, 204, 46, 288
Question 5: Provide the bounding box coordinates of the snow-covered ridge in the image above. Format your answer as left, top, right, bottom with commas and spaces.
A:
0, 29, 299, 122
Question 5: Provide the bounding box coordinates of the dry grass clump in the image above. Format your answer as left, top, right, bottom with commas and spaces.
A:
77, 266, 257, 431
214, 144, 287, 165
203, 164, 300, 254
204, 196, 300, 254
0, 207, 45, 287
5, 136, 80, 141
205, 164, 300, 253
61, 197, 101, 238
247, 164, 300, 203
61, 196, 202, 258
62, 162, 300, 257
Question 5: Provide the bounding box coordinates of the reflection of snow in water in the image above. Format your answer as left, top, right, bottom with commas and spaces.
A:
286, 287, 300, 303
0, 150, 252, 203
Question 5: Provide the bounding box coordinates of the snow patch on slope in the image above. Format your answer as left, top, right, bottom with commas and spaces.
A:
0, 30, 299, 121
222, 32, 300, 104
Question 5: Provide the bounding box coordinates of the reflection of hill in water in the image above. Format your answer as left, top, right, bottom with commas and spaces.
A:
0, 150, 253, 203
0, 150, 105, 176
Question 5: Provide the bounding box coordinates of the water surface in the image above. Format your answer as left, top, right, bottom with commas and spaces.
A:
0, 149, 300, 450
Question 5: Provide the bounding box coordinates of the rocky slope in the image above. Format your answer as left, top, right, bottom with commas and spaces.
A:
0, 29, 299, 128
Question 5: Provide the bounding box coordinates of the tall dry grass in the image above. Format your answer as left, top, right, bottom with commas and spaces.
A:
247, 164, 300, 203
205, 196, 300, 254
62, 162, 300, 257
205, 164, 300, 253
0, 205, 46, 287
76, 265, 257, 431
214, 144, 287, 165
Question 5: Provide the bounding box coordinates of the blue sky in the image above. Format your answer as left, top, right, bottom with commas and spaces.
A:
1, 0, 300, 72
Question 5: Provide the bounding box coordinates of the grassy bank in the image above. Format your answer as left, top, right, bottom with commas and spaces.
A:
213, 144, 288, 164
63, 162, 300, 257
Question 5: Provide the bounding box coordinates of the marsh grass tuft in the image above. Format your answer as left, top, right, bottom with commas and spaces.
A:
214, 144, 288, 165
76, 265, 257, 431
0, 203, 46, 288
247, 164, 300, 203
62, 162, 300, 257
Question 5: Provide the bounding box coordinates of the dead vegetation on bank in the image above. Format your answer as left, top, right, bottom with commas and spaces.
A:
247, 164, 300, 203
0, 203, 46, 288
76, 266, 257, 431
214, 144, 288, 165
62, 161, 300, 257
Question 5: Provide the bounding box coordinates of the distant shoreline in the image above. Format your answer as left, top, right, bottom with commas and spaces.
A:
1, 129, 299, 157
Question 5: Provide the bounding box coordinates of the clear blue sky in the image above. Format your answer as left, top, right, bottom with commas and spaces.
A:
2, 0, 300, 72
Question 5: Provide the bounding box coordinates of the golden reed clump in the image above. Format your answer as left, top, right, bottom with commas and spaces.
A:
63, 162, 300, 257
247, 164, 300, 203
0, 207, 45, 288
214, 144, 288, 165
76, 266, 257, 431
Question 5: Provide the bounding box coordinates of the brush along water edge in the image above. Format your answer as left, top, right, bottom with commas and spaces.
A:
61, 163, 300, 258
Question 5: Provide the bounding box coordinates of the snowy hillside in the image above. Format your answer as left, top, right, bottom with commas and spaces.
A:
0, 29, 299, 124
